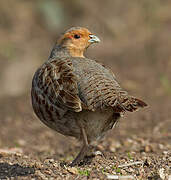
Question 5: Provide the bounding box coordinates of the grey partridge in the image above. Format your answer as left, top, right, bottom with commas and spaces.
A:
31, 27, 147, 166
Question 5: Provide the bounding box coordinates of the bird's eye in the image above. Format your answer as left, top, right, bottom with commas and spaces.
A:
74, 34, 80, 39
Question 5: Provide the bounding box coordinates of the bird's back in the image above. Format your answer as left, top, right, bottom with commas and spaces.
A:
70, 57, 127, 111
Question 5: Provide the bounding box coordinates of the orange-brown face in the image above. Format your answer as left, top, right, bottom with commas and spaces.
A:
57, 27, 100, 57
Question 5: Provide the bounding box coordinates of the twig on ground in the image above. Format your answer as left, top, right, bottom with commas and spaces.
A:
118, 161, 143, 168
107, 174, 135, 179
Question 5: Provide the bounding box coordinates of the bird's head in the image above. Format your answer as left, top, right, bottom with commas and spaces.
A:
56, 27, 100, 57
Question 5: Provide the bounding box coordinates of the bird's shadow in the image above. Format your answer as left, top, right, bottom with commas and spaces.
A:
0, 162, 35, 179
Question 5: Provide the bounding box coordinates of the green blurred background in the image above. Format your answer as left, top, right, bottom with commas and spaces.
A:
0, 0, 170, 147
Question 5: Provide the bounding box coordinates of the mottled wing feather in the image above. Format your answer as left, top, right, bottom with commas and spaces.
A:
71, 58, 147, 113
35, 57, 82, 112
116, 96, 147, 112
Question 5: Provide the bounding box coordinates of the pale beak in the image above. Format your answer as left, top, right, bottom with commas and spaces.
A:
88, 34, 100, 43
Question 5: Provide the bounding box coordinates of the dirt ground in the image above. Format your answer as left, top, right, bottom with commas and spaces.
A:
0, 1, 171, 179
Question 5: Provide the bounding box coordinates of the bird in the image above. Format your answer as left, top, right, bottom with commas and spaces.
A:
31, 27, 147, 166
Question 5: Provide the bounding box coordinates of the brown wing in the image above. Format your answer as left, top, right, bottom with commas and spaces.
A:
33, 57, 82, 112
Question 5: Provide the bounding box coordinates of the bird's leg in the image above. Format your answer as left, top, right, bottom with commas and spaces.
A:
70, 127, 89, 166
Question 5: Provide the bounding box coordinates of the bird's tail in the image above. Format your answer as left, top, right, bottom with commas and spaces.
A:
113, 96, 148, 113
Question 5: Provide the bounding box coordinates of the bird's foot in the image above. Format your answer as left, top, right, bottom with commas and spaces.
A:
69, 145, 89, 167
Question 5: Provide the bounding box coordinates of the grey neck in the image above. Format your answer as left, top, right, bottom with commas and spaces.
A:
48, 45, 71, 59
